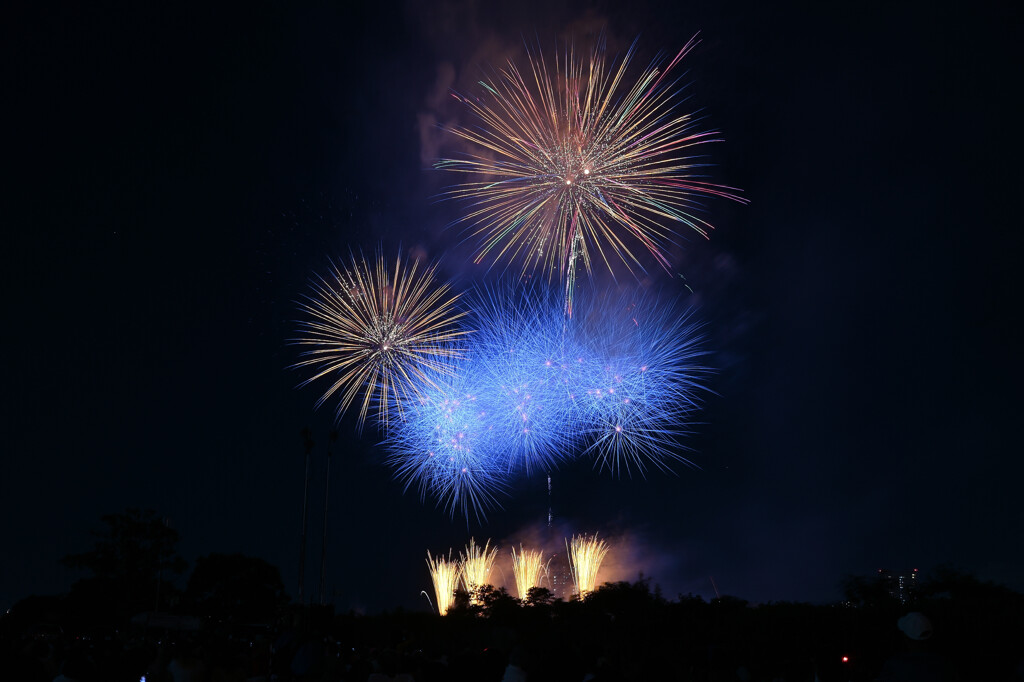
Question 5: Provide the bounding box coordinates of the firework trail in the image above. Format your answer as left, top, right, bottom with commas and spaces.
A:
292, 250, 467, 430
460, 537, 499, 602
567, 533, 610, 598
511, 546, 551, 600
438, 34, 746, 310
426, 549, 462, 616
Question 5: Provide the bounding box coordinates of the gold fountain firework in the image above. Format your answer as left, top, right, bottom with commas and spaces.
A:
426, 549, 462, 616
293, 251, 467, 431
567, 534, 611, 598
511, 546, 551, 600
460, 538, 499, 603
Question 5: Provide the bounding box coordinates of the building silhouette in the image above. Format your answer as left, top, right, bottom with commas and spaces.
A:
877, 567, 919, 604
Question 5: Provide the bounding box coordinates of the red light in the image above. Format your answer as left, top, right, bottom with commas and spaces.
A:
841, 656, 850, 663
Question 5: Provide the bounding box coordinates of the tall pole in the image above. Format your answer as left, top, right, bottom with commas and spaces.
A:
318, 430, 336, 605
299, 427, 314, 604
547, 472, 553, 528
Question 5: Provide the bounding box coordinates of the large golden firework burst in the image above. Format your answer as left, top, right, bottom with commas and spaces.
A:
293, 251, 467, 430
438, 34, 745, 310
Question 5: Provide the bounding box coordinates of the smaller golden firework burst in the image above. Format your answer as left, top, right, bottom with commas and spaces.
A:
293, 251, 467, 430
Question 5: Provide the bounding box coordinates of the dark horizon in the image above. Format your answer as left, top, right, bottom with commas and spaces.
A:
4, 0, 1021, 615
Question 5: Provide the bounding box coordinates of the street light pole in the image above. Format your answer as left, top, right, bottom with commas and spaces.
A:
318, 430, 336, 605
298, 427, 314, 604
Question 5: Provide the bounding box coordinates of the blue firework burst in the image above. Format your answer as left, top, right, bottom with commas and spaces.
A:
384, 359, 509, 521
570, 293, 710, 476
467, 285, 583, 473
381, 283, 710, 518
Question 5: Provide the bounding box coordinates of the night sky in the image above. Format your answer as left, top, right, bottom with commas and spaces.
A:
5, 1, 1021, 614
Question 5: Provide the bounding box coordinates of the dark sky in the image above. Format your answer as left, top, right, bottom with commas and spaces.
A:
5, 1, 1022, 614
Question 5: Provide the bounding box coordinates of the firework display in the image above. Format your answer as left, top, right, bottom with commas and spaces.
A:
384, 284, 708, 518
511, 546, 551, 600
568, 534, 611, 598
293, 251, 467, 430
460, 538, 499, 601
426, 550, 462, 616
438, 35, 745, 309
293, 34, 741, 523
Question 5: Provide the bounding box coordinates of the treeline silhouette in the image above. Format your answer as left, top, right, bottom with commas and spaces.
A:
2, 509, 1021, 680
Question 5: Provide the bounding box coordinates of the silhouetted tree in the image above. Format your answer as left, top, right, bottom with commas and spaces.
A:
449, 586, 475, 615
587, 578, 666, 613
62, 508, 186, 622
914, 565, 1024, 680
524, 586, 555, 607
920, 564, 1023, 604
476, 584, 520, 622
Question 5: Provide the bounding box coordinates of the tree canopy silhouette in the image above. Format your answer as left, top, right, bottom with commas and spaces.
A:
61, 508, 186, 621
